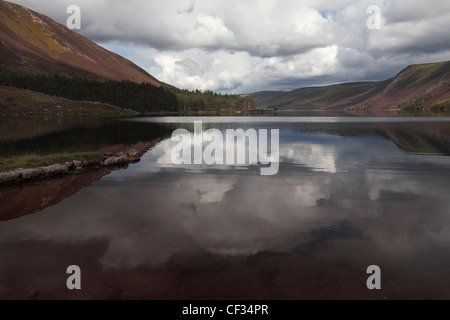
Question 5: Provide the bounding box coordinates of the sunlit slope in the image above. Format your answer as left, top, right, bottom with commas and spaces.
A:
246, 61, 450, 110
0, 1, 163, 86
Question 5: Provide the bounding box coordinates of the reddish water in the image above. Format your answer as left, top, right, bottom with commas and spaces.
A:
1, 117, 449, 299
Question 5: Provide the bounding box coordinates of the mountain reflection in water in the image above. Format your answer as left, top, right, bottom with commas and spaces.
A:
0, 117, 449, 299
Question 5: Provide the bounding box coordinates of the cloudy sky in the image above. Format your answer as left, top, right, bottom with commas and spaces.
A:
9, 0, 450, 93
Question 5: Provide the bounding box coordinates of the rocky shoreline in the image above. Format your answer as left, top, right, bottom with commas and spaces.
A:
0, 149, 142, 185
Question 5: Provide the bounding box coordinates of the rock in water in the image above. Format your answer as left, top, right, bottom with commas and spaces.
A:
73, 160, 82, 167
20, 168, 43, 179
0, 171, 21, 183
45, 164, 69, 175
128, 149, 140, 157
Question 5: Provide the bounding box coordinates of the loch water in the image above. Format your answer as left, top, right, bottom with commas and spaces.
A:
1, 116, 449, 299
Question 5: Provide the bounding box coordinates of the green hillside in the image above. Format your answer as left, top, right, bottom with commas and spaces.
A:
246, 61, 450, 111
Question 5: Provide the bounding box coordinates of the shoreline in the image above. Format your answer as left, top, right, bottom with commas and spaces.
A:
0, 139, 161, 185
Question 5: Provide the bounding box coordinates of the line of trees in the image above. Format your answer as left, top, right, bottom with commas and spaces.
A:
172, 88, 254, 112
0, 66, 254, 113
0, 66, 177, 112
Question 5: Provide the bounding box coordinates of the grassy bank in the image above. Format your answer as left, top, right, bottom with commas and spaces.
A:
0, 86, 137, 116
0, 151, 103, 172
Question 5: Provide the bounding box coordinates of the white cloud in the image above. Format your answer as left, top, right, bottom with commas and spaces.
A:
7, 0, 450, 93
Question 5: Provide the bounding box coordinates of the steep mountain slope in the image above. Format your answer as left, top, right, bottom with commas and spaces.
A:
0, 1, 163, 86
365, 61, 450, 109
246, 61, 450, 110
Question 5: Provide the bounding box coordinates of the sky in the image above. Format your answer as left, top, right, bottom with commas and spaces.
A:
8, 0, 450, 94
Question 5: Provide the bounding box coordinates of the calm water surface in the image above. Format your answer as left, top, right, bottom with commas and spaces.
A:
0, 116, 449, 299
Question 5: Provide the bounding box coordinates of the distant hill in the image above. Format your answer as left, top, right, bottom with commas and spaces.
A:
245, 61, 450, 110
0, 0, 164, 86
